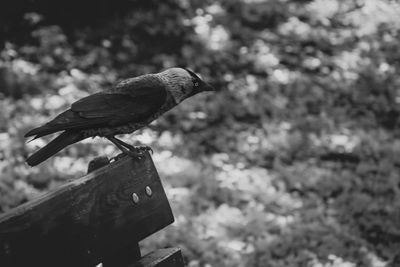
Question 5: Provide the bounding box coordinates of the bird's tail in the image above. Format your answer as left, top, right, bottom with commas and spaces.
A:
26, 131, 85, 166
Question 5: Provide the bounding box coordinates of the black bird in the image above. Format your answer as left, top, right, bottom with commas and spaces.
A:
25, 67, 215, 166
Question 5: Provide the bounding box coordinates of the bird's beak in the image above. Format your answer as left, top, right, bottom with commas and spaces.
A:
203, 82, 216, 91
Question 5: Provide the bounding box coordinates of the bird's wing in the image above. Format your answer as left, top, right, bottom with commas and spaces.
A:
25, 85, 167, 138
71, 84, 167, 126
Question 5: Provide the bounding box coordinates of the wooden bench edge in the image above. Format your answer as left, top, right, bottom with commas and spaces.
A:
127, 248, 184, 267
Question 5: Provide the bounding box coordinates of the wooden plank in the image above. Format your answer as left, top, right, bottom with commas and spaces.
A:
0, 152, 174, 267
102, 242, 141, 267
87, 157, 143, 267
128, 248, 184, 267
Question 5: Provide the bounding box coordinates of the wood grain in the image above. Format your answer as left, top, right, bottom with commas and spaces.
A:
128, 248, 184, 267
0, 152, 174, 267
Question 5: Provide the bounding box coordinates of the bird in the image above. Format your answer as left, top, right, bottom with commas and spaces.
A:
25, 67, 215, 166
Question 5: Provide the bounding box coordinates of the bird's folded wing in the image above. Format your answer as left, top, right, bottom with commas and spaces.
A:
25, 84, 168, 138
71, 87, 167, 126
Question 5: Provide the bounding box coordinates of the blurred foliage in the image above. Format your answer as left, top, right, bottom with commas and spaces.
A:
1, 0, 400, 266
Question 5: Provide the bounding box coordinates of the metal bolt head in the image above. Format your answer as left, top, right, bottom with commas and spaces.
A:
132, 193, 139, 204
145, 186, 152, 197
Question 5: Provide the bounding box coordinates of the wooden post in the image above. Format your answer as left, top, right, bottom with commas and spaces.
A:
0, 152, 174, 267
128, 248, 184, 267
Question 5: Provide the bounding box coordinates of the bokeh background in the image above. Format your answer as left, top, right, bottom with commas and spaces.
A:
1, 0, 400, 266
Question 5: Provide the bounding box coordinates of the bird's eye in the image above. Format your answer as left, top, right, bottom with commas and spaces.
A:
194, 82, 199, 87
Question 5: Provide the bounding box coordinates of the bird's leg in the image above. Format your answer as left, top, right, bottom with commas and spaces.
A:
109, 136, 135, 150
112, 136, 153, 154
107, 136, 135, 157
110, 136, 152, 153
107, 136, 153, 160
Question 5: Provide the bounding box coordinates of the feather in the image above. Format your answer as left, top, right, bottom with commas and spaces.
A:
25, 86, 167, 138
26, 131, 84, 166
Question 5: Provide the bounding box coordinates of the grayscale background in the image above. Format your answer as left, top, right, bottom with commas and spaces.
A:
0, 0, 399, 266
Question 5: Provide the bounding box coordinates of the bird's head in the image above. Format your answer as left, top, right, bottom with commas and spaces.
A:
158, 67, 216, 104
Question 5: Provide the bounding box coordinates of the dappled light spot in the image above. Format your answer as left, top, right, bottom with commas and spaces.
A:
57, 83, 88, 104
24, 12, 43, 25
26, 137, 46, 150
224, 239, 247, 252
378, 62, 390, 74
245, 75, 258, 93
201, 204, 246, 234
272, 69, 290, 84
188, 111, 207, 120
327, 133, 359, 153
157, 131, 183, 149
80, 137, 116, 156
13, 179, 41, 201
208, 25, 230, 51
103, 143, 117, 155
53, 156, 86, 175
273, 214, 295, 228
362, 248, 387, 267
58, 84, 79, 95
205, 3, 224, 15
153, 152, 196, 177
167, 187, 191, 203
30, 97, 44, 110
216, 165, 303, 210
44, 95, 66, 110
70, 68, 86, 80
303, 57, 322, 70
193, 11, 212, 35
134, 129, 157, 145
279, 17, 312, 38
307, 0, 340, 21
350, 0, 400, 36
223, 73, 234, 83
11, 59, 39, 75
248, 40, 280, 72
0, 132, 10, 150
255, 50, 279, 69
192, 11, 230, 51
333, 51, 361, 81
211, 153, 230, 168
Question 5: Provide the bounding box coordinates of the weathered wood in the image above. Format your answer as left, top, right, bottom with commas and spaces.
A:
0, 152, 174, 267
87, 155, 142, 267
87, 156, 110, 173
128, 248, 184, 267
102, 242, 141, 267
